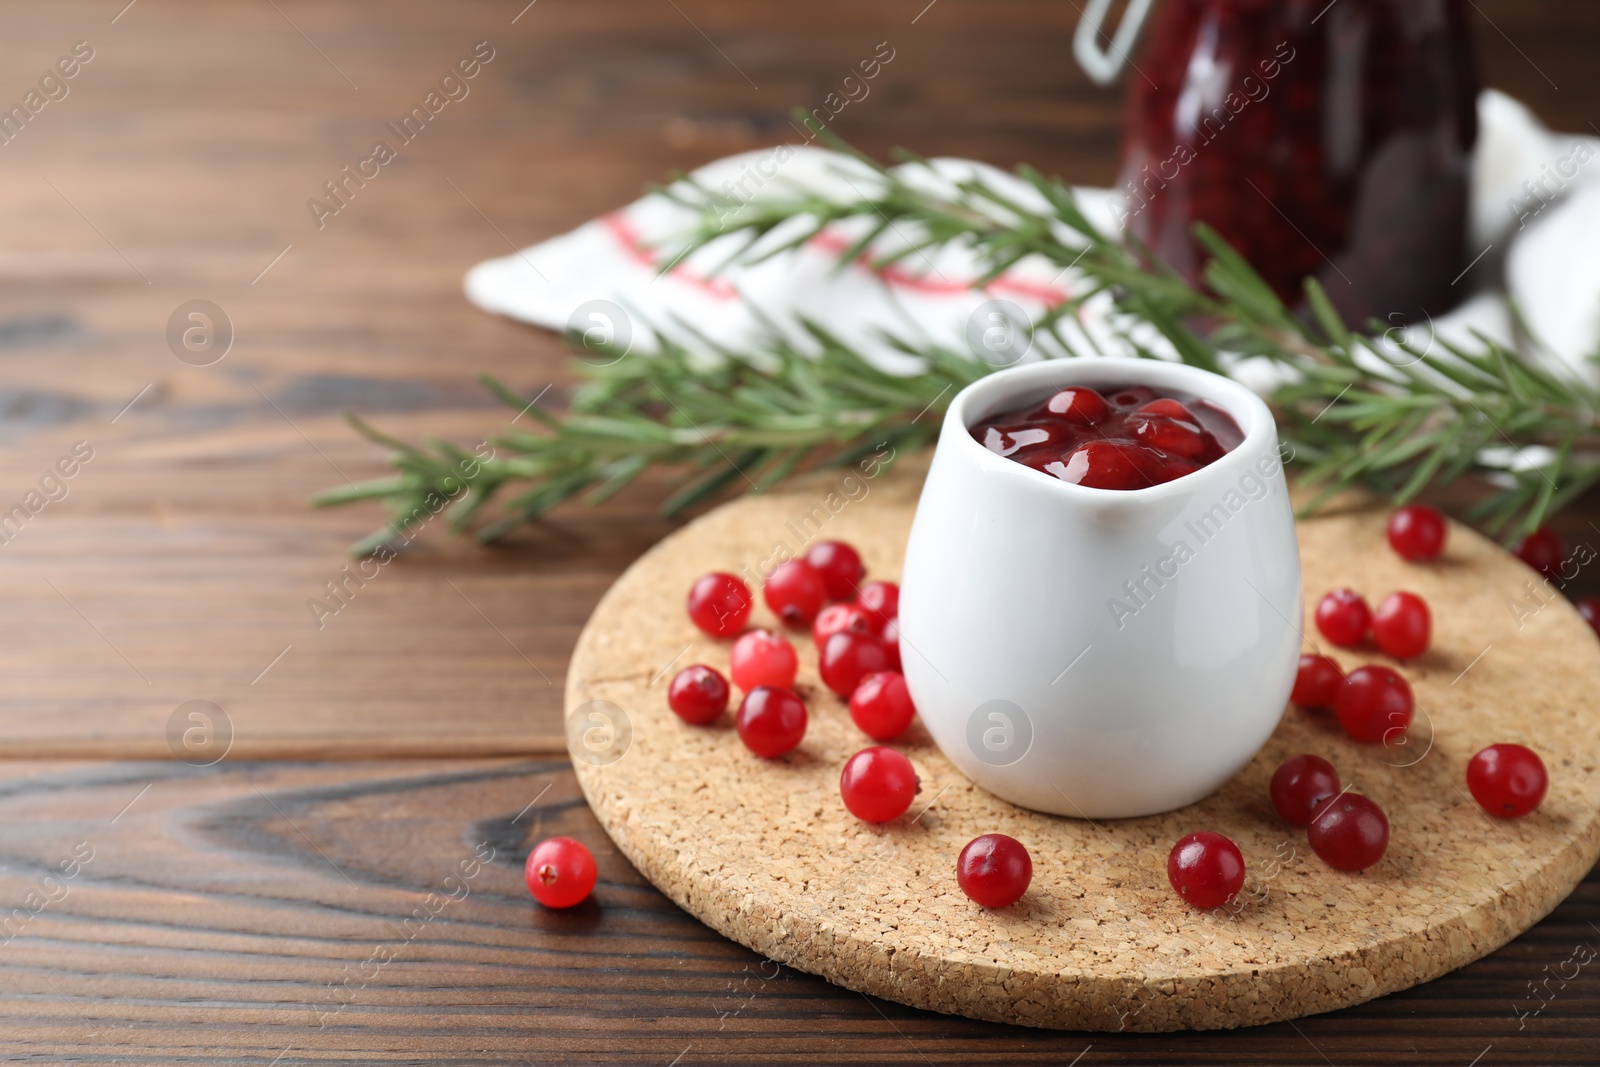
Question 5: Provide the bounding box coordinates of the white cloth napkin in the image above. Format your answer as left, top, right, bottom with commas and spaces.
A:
465, 90, 1600, 385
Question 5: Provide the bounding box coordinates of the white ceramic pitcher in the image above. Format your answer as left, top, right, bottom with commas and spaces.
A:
898, 358, 1301, 819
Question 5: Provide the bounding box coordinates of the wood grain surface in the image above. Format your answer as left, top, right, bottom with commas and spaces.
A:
0, 758, 1594, 1064
0, 0, 1595, 1062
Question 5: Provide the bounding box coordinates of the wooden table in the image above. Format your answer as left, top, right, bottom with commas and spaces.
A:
0, 1, 1594, 1062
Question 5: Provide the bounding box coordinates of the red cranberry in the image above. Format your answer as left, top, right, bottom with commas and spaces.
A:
687, 572, 752, 638
1270, 754, 1341, 826
812, 602, 875, 646
1372, 592, 1430, 660
1131, 411, 1209, 460
764, 560, 827, 628
667, 664, 729, 724
1387, 504, 1447, 562
1290, 654, 1345, 708
729, 629, 798, 692
839, 746, 919, 823
1307, 793, 1389, 871
848, 671, 917, 740
983, 424, 1063, 457
1334, 665, 1414, 744
855, 580, 899, 631
1315, 589, 1371, 648
819, 631, 893, 698
805, 540, 864, 601
1576, 597, 1600, 640
1467, 743, 1548, 818
1512, 526, 1565, 580
956, 834, 1032, 908
735, 686, 807, 757
1044, 386, 1110, 424
1166, 831, 1246, 909
1134, 397, 1192, 420
525, 837, 597, 908
1049, 440, 1153, 491
881, 616, 902, 671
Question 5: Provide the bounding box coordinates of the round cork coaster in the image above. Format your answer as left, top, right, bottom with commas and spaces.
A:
566, 458, 1600, 1031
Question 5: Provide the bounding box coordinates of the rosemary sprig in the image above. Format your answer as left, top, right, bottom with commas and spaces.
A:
314, 139, 1600, 552
311, 324, 986, 554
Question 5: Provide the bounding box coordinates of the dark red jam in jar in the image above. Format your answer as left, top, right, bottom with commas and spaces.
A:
970, 384, 1244, 490
1117, 0, 1478, 324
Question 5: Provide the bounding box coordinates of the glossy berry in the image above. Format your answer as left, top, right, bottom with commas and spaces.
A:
1307, 793, 1389, 871
1131, 407, 1209, 460
839, 746, 919, 822
848, 671, 917, 740
1334, 665, 1414, 744
687, 572, 752, 639
881, 617, 902, 671
1270, 754, 1342, 826
1056, 440, 1152, 490
1044, 386, 1110, 424
819, 630, 893, 698
1576, 597, 1600, 640
856, 580, 900, 631
525, 836, 597, 908
956, 834, 1032, 908
1372, 592, 1431, 660
1387, 504, 1447, 562
1291, 654, 1345, 708
1467, 743, 1548, 818
982, 423, 1064, 457
735, 686, 808, 758
667, 664, 729, 725
812, 602, 875, 647
1315, 589, 1371, 648
1513, 525, 1565, 580
805, 540, 865, 601
1166, 831, 1246, 909
1134, 396, 1193, 420
764, 560, 827, 628
729, 629, 798, 692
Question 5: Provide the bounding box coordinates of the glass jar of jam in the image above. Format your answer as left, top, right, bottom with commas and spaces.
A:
1112, 0, 1478, 324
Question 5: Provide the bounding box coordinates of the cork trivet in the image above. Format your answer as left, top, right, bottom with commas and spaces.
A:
566, 457, 1600, 1031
